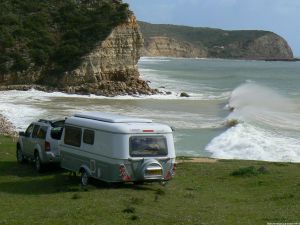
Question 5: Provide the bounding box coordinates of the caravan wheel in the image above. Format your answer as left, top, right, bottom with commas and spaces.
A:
80, 170, 89, 186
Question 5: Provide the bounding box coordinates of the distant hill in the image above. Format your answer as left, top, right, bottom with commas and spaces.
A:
138, 21, 294, 60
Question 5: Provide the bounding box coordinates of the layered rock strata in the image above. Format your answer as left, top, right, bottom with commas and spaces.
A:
142, 37, 208, 58
61, 15, 156, 96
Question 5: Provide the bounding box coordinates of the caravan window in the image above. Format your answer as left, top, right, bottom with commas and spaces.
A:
129, 136, 168, 157
64, 125, 82, 147
83, 129, 94, 145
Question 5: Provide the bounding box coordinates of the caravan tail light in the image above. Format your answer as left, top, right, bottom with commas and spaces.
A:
165, 163, 177, 180
45, 141, 51, 151
143, 130, 154, 133
119, 165, 131, 181
172, 163, 177, 173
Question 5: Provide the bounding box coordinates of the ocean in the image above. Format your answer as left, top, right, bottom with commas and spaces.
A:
1, 57, 300, 162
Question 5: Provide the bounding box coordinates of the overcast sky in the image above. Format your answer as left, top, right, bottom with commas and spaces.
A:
124, 0, 300, 56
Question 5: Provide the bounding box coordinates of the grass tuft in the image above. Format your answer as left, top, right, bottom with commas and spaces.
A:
270, 193, 295, 201
130, 197, 144, 205
71, 193, 81, 200
184, 192, 194, 199
122, 206, 135, 214
155, 188, 165, 196
231, 166, 269, 177
130, 215, 139, 221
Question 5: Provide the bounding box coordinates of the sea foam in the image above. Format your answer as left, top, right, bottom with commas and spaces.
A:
206, 82, 300, 162
206, 123, 300, 162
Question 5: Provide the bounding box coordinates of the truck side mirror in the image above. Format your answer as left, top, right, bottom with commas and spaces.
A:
19, 131, 25, 136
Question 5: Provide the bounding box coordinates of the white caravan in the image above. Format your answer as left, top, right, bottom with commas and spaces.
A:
59, 112, 176, 185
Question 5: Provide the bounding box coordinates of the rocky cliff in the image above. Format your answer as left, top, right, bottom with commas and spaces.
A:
0, 0, 155, 96
61, 15, 155, 96
139, 21, 294, 60
208, 33, 293, 60
142, 37, 208, 58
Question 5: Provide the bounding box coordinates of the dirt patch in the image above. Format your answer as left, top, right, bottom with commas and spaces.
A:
177, 157, 218, 164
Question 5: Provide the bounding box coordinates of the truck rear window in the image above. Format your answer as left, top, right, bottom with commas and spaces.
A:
129, 136, 168, 157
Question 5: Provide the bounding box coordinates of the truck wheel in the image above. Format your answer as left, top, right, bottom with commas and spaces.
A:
133, 181, 144, 185
34, 153, 43, 172
80, 170, 89, 186
108, 182, 123, 188
16, 146, 25, 164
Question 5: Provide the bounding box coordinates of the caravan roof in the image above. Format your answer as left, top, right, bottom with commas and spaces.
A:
67, 112, 172, 134
74, 112, 153, 123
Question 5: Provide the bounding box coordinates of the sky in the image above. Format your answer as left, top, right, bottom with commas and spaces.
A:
124, 0, 300, 56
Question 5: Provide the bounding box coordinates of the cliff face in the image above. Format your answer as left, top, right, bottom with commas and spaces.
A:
243, 33, 293, 60
209, 33, 294, 60
61, 15, 154, 95
139, 21, 294, 60
142, 36, 208, 58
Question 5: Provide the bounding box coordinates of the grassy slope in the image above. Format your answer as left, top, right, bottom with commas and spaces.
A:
0, 135, 299, 225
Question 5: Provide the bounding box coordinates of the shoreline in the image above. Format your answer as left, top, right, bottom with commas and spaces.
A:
0, 84, 158, 97
141, 56, 300, 62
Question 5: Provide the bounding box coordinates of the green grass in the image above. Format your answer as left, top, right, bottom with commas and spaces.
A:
0, 135, 300, 225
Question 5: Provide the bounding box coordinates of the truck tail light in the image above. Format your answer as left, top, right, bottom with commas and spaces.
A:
119, 164, 131, 181
45, 141, 51, 151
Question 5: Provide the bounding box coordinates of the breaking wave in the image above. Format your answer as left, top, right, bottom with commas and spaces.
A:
206, 123, 300, 162
206, 82, 300, 162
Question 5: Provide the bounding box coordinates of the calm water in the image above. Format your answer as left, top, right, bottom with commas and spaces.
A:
1, 57, 300, 162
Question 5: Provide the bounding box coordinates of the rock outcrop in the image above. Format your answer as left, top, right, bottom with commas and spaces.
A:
61, 15, 155, 96
142, 37, 208, 58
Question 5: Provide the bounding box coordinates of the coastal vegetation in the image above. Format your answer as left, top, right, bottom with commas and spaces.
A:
139, 21, 294, 59
0, 135, 299, 225
139, 21, 269, 50
0, 0, 129, 81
